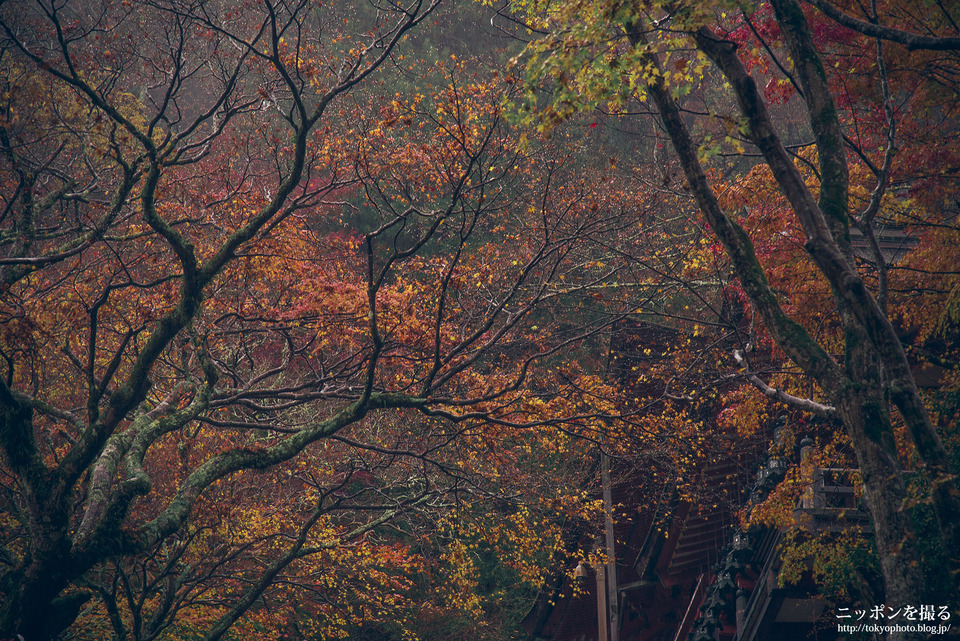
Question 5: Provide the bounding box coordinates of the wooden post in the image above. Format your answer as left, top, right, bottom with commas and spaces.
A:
602, 451, 619, 641
596, 550, 608, 641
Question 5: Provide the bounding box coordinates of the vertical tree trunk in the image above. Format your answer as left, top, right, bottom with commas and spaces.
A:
628, 27, 931, 636
837, 321, 925, 629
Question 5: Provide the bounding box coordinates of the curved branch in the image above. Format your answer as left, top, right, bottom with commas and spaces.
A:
732, 350, 836, 417
134, 391, 427, 552
804, 0, 960, 51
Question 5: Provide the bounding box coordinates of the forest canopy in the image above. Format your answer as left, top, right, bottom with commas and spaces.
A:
0, 0, 958, 640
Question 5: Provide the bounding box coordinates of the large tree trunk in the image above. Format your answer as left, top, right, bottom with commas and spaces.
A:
836, 322, 925, 613
1, 495, 79, 639
765, 0, 960, 568
627, 24, 933, 637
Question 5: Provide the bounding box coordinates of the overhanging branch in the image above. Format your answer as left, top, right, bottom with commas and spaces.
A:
732, 350, 836, 417
804, 0, 960, 51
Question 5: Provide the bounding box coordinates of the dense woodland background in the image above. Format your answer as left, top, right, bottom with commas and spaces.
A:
0, 0, 958, 639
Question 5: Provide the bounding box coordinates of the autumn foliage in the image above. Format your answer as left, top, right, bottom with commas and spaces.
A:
2, 0, 960, 639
